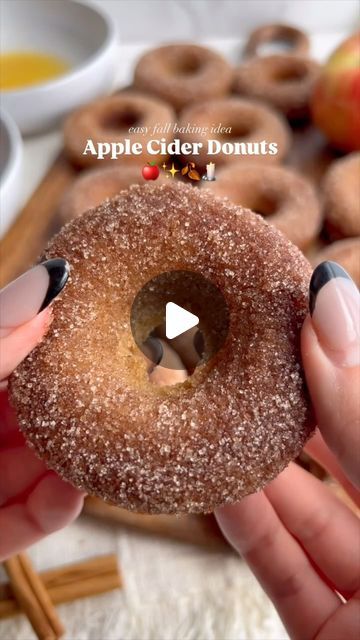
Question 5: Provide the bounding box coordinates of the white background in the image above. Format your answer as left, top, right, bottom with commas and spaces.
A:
87, 0, 359, 41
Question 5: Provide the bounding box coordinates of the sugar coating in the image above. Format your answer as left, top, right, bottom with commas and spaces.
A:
59, 165, 169, 223
9, 183, 314, 514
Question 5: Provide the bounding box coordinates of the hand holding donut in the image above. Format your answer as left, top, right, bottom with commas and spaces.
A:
0, 260, 84, 561
2, 249, 359, 640
216, 261, 360, 640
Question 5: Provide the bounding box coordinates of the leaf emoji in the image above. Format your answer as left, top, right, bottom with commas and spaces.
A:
188, 170, 201, 181
181, 166, 189, 175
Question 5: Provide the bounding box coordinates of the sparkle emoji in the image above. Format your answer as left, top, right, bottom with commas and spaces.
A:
167, 163, 180, 179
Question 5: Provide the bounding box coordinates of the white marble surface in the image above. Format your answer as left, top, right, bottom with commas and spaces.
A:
0, 4, 354, 638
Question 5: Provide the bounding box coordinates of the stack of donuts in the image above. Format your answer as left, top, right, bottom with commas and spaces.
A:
61, 24, 360, 286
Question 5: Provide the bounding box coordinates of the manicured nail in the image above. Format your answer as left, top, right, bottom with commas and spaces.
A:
309, 261, 360, 367
0, 258, 69, 336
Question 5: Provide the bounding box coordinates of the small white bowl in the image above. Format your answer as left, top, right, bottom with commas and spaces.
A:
1, 0, 117, 134
0, 109, 23, 237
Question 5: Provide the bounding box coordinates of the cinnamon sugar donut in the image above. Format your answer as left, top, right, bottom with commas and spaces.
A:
178, 97, 291, 167
234, 55, 321, 120
133, 44, 232, 111
322, 153, 360, 240
10, 183, 314, 514
244, 24, 310, 58
312, 238, 360, 288
204, 164, 321, 250
59, 166, 168, 222
64, 91, 175, 168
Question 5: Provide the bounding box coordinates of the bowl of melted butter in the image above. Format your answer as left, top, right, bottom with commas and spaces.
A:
0, 109, 23, 237
0, 0, 117, 134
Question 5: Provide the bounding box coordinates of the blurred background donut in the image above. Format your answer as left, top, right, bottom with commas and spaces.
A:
63, 92, 175, 168
234, 55, 321, 120
178, 97, 291, 167
322, 153, 360, 240
203, 163, 322, 250
133, 44, 233, 111
243, 23, 310, 58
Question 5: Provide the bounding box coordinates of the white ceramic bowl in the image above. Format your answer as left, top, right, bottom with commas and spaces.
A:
1, 0, 117, 134
0, 109, 23, 237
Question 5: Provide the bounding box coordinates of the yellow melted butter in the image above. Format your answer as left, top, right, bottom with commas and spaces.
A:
0, 51, 70, 90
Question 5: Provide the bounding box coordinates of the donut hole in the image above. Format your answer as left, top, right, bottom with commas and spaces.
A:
131, 270, 229, 386
234, 188, 279, 217
255, 38, 297, 56
270, 63, 308, 83
172, 54, 203, 76
101, 108, 142, 132
251, 193, 278, 217
221, 121, 253, 140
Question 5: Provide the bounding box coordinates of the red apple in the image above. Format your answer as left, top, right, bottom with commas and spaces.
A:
311, 32, 360, 152
142, 162, 160, 180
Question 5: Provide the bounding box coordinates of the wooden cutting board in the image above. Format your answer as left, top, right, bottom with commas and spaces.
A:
0, 122, 337, 289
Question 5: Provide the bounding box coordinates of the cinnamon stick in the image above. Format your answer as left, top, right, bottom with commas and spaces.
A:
17, 553, 65, 637
83, 496, 228, 550
3, 555, 56, 640
0, 555, 121, 620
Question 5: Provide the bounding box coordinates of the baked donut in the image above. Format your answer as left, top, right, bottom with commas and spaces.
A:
204, 164, 321, 250
59, 165, 168, 222
312, 238, 360, 288
133, 44, 232, 111
64, 91, 175, 168
178, 97, 291, 167
10, 183, 314, 514
244, 24, 310, 58
322, 153, 360, 240
234, 55, 321, 120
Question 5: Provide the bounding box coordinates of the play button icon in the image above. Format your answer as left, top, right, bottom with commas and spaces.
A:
130, 270, 229, 371
165, 302, 199, 339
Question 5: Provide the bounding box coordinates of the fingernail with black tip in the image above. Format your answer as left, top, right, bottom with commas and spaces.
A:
309, 261, 360, 367
143, 336, 164, 366
0, 258, 69, 336
309, 261, 352, 316
194, 330, 205, 358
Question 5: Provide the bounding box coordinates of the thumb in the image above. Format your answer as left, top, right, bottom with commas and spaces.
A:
0, 259, 69, 380
301, 261, 360, 488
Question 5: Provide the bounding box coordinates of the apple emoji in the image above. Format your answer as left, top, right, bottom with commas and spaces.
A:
311, 32, 360, 152
142, 162, 160, 180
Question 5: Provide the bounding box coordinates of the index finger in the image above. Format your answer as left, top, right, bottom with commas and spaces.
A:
301, 261, 360, 488
0, 308, 52, 381
302, 315, 360, 488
